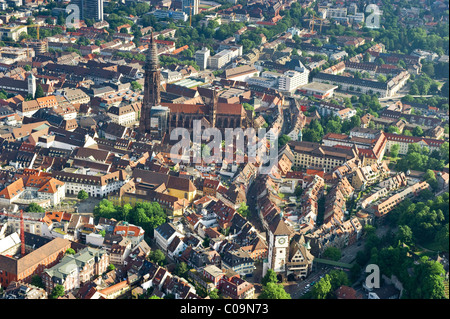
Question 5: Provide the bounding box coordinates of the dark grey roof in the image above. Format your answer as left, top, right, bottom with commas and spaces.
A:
155, 222, 177, 240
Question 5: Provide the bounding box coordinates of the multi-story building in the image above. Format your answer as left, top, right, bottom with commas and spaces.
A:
322, 132, 387, 166
278, 68, 309, 93
350, 161, 390, 190
374, 181, 429, 217
112, 221, 145, 247
42, 247, 109, 294
55, 88, 91, 105
72, 0, 104, 21
195, 47, 210, 70
151, 9, 188, 21
208, 49, 235, 70
0, 237, 71, 289
51, 169, 128, 198
313, 71, 410, 98
221, 249, 255, 277
0, 25, 27, 41
384, 133, 446, 156
288, 141, 360, 172
0, 172, 66, 207
107, 103, 138, 126
182, 0, 199, 16
219, 274, 255, 299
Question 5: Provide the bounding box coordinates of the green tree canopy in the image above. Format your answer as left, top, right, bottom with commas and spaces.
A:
258, 282, 291, 299
77, 190, 89, 200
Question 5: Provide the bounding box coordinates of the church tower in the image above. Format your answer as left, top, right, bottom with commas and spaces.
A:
27, 73, 36, 99
139, 32, 161, 134
210, 88, 218, 128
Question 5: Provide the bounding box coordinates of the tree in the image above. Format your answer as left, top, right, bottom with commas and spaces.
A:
278, 134, 291, 148
322, 246, 341, 261
328, 270, 350, 291
377, 74, 387, 82
77, 190, 89, 200
0, 90, 8, 100
258, 282, 291, 299
261, 269, 278, 286
237, 202, 250, 218
26, 203, 45, 213
435, 224, 449, 252
65, 248, 76, 255
50, 284, 65, 299
396, 225, 414, 246
412, 126, 424, 137
175, 262, 189, 279
149, 249, 166, 265
311, 275, 332, 299
209, 289, 220, 299
390, 144, 400, 158
35, 84, 45, 98
31, 275, 44, 289
408, 257, 446, 299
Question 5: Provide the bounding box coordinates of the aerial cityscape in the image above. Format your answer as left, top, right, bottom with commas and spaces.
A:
0, 0, 448, 303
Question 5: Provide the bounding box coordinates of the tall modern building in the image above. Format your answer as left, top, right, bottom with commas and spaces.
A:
139, 33, 163, 136
72, 0, 104, 21
195, 47, 210, 70
182, 0, 199, 16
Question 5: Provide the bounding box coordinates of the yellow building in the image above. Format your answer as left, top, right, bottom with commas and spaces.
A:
108, 178, 190, 217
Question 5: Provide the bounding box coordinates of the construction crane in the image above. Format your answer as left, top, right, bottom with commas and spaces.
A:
27, 24, 41, 40
186, 5, 194, 27
0, 209, 42, 256
309, 15, 325, 33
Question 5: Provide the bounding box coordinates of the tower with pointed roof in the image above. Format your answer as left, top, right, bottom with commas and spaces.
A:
267, 217, 293, 274
139, 32, 161, 135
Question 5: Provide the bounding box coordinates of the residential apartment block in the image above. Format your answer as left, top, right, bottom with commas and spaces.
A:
385, 133, 446, 155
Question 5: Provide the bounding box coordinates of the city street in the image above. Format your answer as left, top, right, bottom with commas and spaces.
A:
285, 266, 330, 299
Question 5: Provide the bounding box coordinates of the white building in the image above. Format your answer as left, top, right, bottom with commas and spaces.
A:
52, 170, 128, 198
278, 69, 309, 93
107, 103, 138, 126
154, 222, 184, 253
208, 47, 241, 69
195, 47, 210, 70
0, 25, 27, 41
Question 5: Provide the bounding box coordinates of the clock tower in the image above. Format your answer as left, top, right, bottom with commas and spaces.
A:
268, 217, 293, 274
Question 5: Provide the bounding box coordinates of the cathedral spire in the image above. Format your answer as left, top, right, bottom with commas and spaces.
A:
146, 31, 159, 72
139, 29, 162, 135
